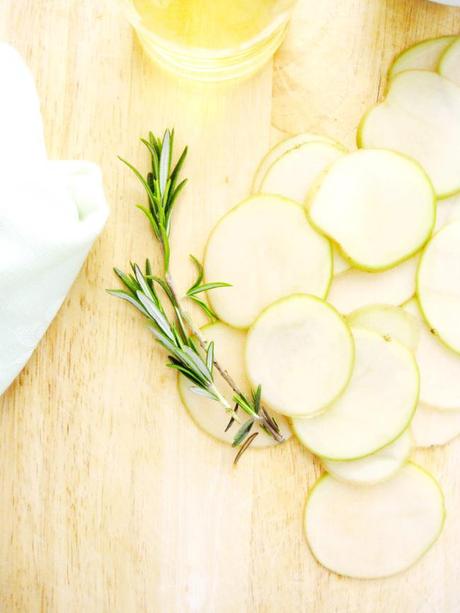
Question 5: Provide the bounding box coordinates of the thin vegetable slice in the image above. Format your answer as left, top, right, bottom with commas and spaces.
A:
178, 322, 291, 447
204, 195, 332, 329
252, 133, 337, 193
358, 70, 460, 198
327, 256, 418, 314
259, 141, 345, 203
412, 403, 460, 448
292, 327, 419, 460
245, 295, 354, 417
348, 304, 420, 352
438, 38, 460, 87
389, 36, 457, 79
322, 430, 412, 486
257, 140, 350, 276
404, 300, 460, 410
305, 464, 445, 579
417, 221, 460, 354
308, 149, 435, 270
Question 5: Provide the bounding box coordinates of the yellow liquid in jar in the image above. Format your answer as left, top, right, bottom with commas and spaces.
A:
130, 0, 293, 80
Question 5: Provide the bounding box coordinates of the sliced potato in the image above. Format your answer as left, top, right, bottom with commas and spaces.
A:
252, 133, 337, 193
412, 403, 460, 448
178, 322, 291, 447
389, 36, 457, 79
358, 70, 460, 198
308, 149, 435, 270
322, 430, 412, 486
257, 140, 350, 277
292, 327, 419, 460
305, 464, 445, 579
348, 304, 420, 352
292, 328, 419, 461
245, 294, 354, 417
404, 299, 460, 410
438, 38, 460, 87
204, 195, 332, 329
327, 256, 418, 314
259, 141, 345, 203
417, 221, 460, 354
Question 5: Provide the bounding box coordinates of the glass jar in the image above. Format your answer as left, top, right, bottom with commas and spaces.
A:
119, 0, 296, 81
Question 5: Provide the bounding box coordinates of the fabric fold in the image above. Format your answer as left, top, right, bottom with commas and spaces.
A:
0, 44, 109, 395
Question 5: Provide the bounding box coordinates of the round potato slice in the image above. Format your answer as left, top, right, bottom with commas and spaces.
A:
204, 195, 332, 329
252, 133, 338, 193
358, 70, 460, 198
292, 327, 419, 460
404, 299, 460, 410
257, 141, 349, 277
389, 36, 457, 80
305, 464, 445, 579
439, 38, 460, 86
308, 149, 435, 271
348, 304, 420, 352
322, 430, 412, 486
327, 256, 418, 314
418, 221, 460, 354
259, 141, 346, 203
178, 322, 291, 447
245, 295, 354, 417
412, 402, 460, 448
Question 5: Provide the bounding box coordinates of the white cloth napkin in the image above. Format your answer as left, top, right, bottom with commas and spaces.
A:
0, 43, 109, 395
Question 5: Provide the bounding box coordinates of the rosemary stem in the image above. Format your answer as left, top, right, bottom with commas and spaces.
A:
211, 384, 235, 415
165, 271, 242, 390
164, 270, 284, 443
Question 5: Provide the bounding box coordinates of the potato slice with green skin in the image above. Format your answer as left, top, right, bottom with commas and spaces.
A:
305, 464, 445, 579
259, 141, 346, 203
252, 132, 338, 193
348, 304, 420, 352
439, 38, 460, 86
404, 299, 460, 410
178, 322, 291, 447
417, 221, 460, 354
292, 328, 419, 460
204, 195, 332, 329
358, 70, 460, 198
412, 402, 460, 448
308, 149, 435, 271
327, 256, 418, 314
257, 140, 349, 276
322, 430, 412, 486
245, 294, 354, 417
389, 36, 457, 80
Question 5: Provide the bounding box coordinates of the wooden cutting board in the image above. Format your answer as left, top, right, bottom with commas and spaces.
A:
1, 1, 460, 611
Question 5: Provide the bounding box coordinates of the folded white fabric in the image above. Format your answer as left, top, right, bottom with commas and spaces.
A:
0, 43, 109, 395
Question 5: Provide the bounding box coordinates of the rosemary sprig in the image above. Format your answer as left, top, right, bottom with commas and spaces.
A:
110, 129, 284, 461
109, 262, 234, 413
186, 255, 231, 322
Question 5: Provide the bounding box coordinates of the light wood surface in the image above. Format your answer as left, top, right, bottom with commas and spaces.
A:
1, 1, 460, 611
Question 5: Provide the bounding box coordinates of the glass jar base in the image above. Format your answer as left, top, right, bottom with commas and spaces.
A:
135, 21, 289, 82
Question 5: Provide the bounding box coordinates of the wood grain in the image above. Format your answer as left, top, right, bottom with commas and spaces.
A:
0, 1, 459, 611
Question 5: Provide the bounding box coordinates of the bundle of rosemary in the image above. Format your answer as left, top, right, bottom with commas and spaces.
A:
109, 130, 283, 463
